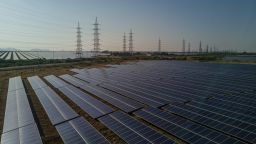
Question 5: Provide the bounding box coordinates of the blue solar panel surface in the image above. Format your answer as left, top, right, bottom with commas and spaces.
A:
56, 117, 109, 144
60, 74, 144, 113
44, 75, 113, 118
1, 76, 42, 144
28, 76, 78, 125
99, 111, 174, 144
134, 107, 246, 144
71, 60, 256, 144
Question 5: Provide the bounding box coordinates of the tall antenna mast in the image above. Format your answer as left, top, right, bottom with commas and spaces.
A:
93, 17, 100, 55
129, 29, 133, 54
123, 33, 126, 52
182, 39, 185, 54
158, 38, 161, 53
76, 21, 83, 58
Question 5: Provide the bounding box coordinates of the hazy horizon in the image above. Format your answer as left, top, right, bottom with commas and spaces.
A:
0, 0, 255, 52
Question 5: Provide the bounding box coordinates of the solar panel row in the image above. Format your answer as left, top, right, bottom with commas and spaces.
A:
101, 64, 255, 95
99, 111, 174, 144
1, 76, 42, 144
2, 89, 35, 133
134, 107, 245, 144
75, 74, 190, 104
1, 123, 43, 144
44, 75, 69, 88
7, 76, 24, 92
77, 65, 256, 119
187, 101, 256, 124
44, 75, 113, 118
28, 76, 110, 144
60, 74, 144, 113
27, 76, 47, 90
33, 86, 79, 125
73, 74, 171, 107
56, 117, 109, 144
163, 103, 256, 143
122, 63, 256, 96
71, 61, 256, 144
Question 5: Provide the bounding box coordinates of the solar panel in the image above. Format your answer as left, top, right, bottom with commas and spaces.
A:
99, 111, 174, 144
1, 76, 42, 144
99, 83, 165, 107
60, 74, 143, 112
56, 117, 109, 144
44, 75, 69, 88
187, 100, 256, 125
134, 107, 245, 144
27, 76, 47, 90
163, 103, 256, 144
73, 73, 104, 85
70, 68, 83, 73
3, 89, 35, 133
8, 76, 24, 92
1, 123, 42, 144
58, 85, 113, 118
44, 75, 113, 118
75, 72, 189, 104
59, 74, 88, 87
33, 86, 78, 125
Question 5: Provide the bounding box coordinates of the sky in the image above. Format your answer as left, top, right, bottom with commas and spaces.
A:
0, 0, 255, 52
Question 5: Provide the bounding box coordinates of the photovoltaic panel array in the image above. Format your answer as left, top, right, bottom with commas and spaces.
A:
1, 123, 42, 144
74, 74, 170, 107
163, 102, 256, 144
59, 74, 144, 113
55, 117, 109, 144
27, 75, 47, 90
2, 89, 34, 133
134, 107, 245, 144
44, 75, 113, 118
70, 60, 256, 144
44, 75, 69, 88
99, 111, 174, 144
7, 76, 24, 92
1, 76, 42, 144
28, 76, 78, 125
28, 76, 109, 144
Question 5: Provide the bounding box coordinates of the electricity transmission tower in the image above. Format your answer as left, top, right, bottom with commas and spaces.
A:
76, 21, 83, 58
93, 17, 100, 55
129, 29, 133, 54
199, 41, 202, 53
182, 39, 186, 54
123, 33, 126, 52
158, 38, 161, 53
188, 42, 191, 53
